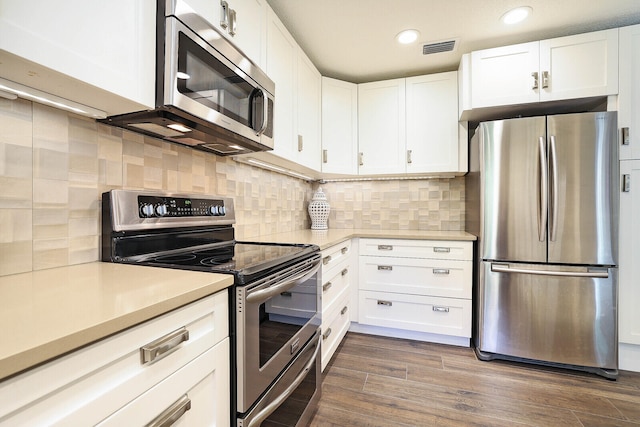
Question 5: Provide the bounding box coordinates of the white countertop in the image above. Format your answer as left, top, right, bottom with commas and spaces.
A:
0, 262, 233, 381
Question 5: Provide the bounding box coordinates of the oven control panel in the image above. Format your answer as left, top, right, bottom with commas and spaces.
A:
138, 195, 226, 218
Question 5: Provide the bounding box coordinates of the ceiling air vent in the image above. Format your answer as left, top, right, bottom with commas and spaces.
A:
422, 40, 457, 55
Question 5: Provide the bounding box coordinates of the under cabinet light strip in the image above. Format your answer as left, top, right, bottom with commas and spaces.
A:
0, 77, 107, 119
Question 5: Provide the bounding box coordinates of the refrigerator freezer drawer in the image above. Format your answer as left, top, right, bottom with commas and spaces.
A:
478, 262, 618, 370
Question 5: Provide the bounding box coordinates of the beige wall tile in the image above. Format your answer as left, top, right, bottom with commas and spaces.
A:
0, 241, 32, 276
0, 98, 32, 147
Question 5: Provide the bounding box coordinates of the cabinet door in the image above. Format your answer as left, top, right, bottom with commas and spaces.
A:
619, 160, 640, 345
471, 41, 539, 108
358, 79, 406, 175
620, 24, 640, 161
406, 72, 459, 173
321, 77, 359, 175
296, 51, 322, 170
266, 8, 297, 159
539, 29, 618, 102
231, 0, 267, 68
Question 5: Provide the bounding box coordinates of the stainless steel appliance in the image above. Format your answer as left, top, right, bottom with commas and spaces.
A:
101, 0, 274, 156
466, 112, 619, 378
102, 190, 321, 426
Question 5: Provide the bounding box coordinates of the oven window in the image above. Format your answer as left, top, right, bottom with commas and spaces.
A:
177, 32, 259, 129
260, 276, 318, 367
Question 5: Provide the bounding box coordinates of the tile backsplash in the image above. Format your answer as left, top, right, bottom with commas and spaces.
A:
0, 98, 465, 277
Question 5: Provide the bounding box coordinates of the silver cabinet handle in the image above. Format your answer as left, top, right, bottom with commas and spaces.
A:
538, 136, 548, 242
341, 246, 348, 254
323, 282, 332, 292
433, 247, 450, 253
140, 327, 189, 365
297, 134, 303, 152
377, 265, 393, 271
322, 328, 332, 340
622, 127, 630, 145
623, 174, 631, 192
531, 71, 539, 90
341, 268, 348, 276
491, 263, 609, 278
280, 291, 292, 297
219, 0, 229, 29
323, 255, 332, 265
377, 300, 392, 306
433, 269, 450, 275
541, 71, 549, 88
407, 149, 412, 164
341, 306, 348, 315
228, 8, 237, 36
146, 395, 191, 427
378, 244, 393, 251
322, 149, 328, 163
432, 306, 450, 313
359, 152, 364, 166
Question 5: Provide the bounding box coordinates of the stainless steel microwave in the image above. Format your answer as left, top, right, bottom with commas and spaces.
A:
101, 0, 275, 156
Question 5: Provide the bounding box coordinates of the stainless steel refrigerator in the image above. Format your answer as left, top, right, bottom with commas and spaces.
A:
466, 112, 619, 378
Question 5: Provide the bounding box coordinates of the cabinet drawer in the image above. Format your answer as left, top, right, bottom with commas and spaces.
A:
359, 238, 472, 261
358, 291, 471, 338
321, 261, 351, 313
321, 294, 350, 371
321, 240, 352, 272
97, 338, 230, 426
359, 256, 472, 299
0, 291, 228, 426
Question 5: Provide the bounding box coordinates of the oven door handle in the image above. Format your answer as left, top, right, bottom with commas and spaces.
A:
246, 333, 321, 427
245, 259, 321, 304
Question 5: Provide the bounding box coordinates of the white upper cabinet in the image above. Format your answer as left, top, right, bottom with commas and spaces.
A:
0, 0, 156, 115
296, 51, 322, 171
471, 29, 618, 109
358, 78, 407, 175
406, 72, 459, 173
321, 77, 359, 175
619, 24, 640, 161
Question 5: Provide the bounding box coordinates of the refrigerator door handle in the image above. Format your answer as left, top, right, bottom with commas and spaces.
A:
491, 263, 609, 278
549, 135, 559, 242
538, 136, 548, 242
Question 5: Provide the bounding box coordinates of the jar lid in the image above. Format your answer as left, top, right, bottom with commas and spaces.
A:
312, 187, 327, 201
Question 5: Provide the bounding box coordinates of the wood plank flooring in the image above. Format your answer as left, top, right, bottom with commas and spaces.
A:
309, 333, 640, 426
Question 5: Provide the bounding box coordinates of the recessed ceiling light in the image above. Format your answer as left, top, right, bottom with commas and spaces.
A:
501, 6, 532, 25
396, 29, 420, 44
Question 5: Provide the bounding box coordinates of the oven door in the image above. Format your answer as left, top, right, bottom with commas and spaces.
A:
236, 255, 321, 413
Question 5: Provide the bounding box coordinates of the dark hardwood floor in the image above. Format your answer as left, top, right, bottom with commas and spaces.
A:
309, 333, 640, 426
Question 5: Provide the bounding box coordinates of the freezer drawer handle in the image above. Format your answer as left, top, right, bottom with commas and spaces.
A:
140, 327, 189, 365
378, 245, 393, 251
377, 300, 393, 307
433, 247, 450, 253
432, 306, 450, 313
378, 265, 393, 271
146, 394, 191, 427
433, 269, 450, 275
491, 264, 609, 278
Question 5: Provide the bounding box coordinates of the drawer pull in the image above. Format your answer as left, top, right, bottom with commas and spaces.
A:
141, 327, 189, 365
433, 269, 450, 275
378, 245, 393, 251
378, 265, 393, 271
322, 327, 332, 340
323, 282, 332, 292
432, 306, 450, 313
146, 394, 191, 427
377, 300, 393, 307
341, 247, 348, 254
341, 268, 349, 276
323, 255, 332, 265
433, 247, 451, 253
280, 291, 292, 297
341, 306, 348, 315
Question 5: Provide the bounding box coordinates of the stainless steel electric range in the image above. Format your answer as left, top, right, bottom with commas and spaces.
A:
101, 190, 321, 427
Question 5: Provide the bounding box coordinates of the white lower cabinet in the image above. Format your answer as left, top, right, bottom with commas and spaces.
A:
357, 239, 473, 344
320, 240, 352, 371
0, 290, 230, 426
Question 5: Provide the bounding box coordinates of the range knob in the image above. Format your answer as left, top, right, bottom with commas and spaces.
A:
155, 204, 168, 217
219, 206, 226, 216
140, 204, 155, 218
209, 205, 220, 216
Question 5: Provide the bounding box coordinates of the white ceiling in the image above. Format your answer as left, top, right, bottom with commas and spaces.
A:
266, 0, 640, 83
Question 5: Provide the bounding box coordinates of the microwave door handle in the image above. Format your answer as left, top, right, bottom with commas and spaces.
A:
246, 259, 321, 304
251, 88, 268, 136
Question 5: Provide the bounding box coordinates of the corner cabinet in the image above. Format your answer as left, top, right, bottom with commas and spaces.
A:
321, 77, 359, 175
356, 239, 472, 346
471, 28, 618, 109
0, 291, 230, 426
619, 24, 640, 161
319, 240, 353, 371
